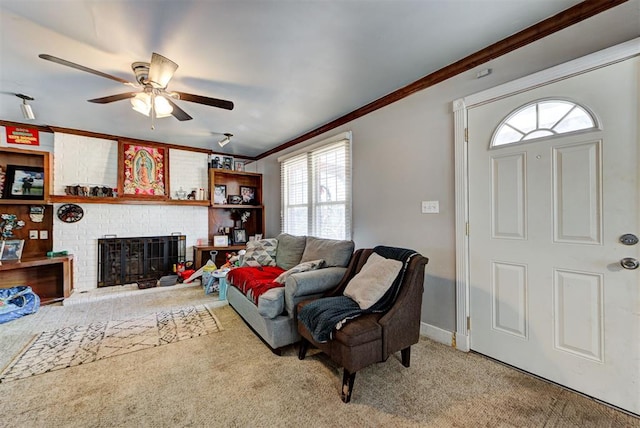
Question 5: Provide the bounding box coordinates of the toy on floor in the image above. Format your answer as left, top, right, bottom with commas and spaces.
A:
175, 261, 195, 282
221, 249, 246, 269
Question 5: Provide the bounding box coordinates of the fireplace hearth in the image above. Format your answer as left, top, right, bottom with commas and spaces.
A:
97, 235, 186, 287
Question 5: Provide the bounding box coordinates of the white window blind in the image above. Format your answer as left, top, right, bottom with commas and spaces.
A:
280, 134, 351, 240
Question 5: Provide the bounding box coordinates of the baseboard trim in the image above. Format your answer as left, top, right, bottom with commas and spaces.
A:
420, 322, 455, 347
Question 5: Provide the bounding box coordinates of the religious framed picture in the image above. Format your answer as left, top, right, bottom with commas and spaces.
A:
2, 165, 45, 200
119, 141, 168, 198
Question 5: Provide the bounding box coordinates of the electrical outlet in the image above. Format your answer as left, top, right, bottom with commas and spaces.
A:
421, 200, 439, 214
39, 230, 49, 240
29, 230, 38, 239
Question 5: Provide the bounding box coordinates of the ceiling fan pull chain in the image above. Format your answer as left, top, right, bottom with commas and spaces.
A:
150, 93, 156, 130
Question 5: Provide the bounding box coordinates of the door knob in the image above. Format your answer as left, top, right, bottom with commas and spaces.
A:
620, 257, 639, 270
620, 234, 639, 245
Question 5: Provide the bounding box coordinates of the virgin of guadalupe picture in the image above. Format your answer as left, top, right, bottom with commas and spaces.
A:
122, 144, 167, 196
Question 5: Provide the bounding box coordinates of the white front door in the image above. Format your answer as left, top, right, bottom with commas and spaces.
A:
468, 57, 639, 414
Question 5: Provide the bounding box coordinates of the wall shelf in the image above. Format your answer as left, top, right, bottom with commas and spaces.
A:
48, 195, 210, 206
203, 169, 265, 268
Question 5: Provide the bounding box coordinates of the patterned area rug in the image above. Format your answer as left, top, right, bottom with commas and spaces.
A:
0, 305, 222, 383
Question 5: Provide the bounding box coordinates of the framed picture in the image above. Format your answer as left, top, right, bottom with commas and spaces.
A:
255, 234, 263, 241
222, 156, 234, 170
240, 186, 256, 205
210, 156, 222, 169
213, 184, 227, 204
213, 235, 228, 247
233, 229, 247, 245
235, 161, 245, 172
228, 195, 243, 205
2, 165, 45, 200
1, 239, 24, 261
119, 141, 168, 198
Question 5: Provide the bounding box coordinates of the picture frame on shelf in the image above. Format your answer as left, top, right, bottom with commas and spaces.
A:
222, 156, 234, 170
240, 186, 256, 205
228, 195, 243, 205
119, 141, 168, 198
210, 156, 222, 169
0, 239, 24, 261
233, 228, 247, 245
213, 235, 228, 247
2, 165, 45, 200
255, 233, 263, 241
234, 161, 245, 172
213, 185, 227, 204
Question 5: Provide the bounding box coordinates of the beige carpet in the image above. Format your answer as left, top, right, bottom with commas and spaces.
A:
0, 305, 222, 383
0, 286, 636, 427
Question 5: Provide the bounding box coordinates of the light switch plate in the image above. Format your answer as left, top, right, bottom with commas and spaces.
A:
29, 230, 38, 239
421, 200, 439, 214
39, 230, 49, 240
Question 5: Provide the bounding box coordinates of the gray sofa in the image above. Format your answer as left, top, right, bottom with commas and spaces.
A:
227, 233, 354, 353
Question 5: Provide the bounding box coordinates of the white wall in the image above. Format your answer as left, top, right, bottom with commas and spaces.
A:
51, 133, 209, 292
255, 10, 640, 332
53, 204, 208, 292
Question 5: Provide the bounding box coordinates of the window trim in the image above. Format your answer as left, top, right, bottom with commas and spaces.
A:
279, 131, 352, 240
490, 97, 600, 149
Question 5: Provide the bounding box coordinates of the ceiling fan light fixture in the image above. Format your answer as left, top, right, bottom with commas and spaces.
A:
154, 95, 173, 117
131, 92, 151, 116
218, 133, 233, 148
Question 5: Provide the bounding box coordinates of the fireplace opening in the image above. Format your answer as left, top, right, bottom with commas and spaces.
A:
97, 235, 186, 287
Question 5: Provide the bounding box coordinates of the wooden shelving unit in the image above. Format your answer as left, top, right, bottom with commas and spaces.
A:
0, 255, 74, 305
0, 147, 71, 304
198, 169, 265, 268
0, 146, 51, 204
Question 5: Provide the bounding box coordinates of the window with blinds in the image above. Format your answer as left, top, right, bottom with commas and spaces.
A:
280, 133, 351, 240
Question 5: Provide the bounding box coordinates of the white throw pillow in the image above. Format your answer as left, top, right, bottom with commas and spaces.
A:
343, 253, 402, 310
274, 259, 325, 284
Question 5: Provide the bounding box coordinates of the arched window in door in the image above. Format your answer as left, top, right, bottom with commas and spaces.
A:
491, 99, 598, 147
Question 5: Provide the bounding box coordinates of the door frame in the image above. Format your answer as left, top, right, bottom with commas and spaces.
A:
452, 37, 640, 352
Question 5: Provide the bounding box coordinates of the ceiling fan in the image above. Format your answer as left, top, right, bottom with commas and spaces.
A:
39, 52, 234, 123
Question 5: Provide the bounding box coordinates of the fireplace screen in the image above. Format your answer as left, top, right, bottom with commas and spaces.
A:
98, 235, 186, 287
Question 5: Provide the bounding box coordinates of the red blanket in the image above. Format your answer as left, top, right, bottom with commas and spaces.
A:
227, 266, 285, 305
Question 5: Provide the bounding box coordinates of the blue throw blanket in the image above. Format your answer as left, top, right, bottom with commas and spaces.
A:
298, 246, 417, 343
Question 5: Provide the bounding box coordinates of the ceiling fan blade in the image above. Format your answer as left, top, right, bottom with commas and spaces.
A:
173, 91, 234, 110
165, 98, 193, 121
88, 92, 137, 104
39, 54, 135, 86
147, 53, 178, 88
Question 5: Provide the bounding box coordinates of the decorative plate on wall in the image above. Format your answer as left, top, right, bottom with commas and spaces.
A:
57, 204, 84, 223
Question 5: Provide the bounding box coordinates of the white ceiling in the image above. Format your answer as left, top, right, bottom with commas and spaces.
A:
0, 1, 635, 157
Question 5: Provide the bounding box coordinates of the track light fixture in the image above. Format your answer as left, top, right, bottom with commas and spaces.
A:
16, 93, 35, 120
218, 133, 233, 148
